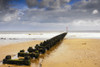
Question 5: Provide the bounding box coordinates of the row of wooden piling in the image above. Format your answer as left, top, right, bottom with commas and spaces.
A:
3, 32, 67, 66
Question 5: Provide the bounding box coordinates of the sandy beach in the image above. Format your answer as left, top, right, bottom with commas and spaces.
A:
0, 39, 100, 67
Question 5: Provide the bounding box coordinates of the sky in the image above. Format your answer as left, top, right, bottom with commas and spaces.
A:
0, 0, 100, 31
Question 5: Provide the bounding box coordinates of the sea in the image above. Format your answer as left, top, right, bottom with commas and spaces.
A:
0, 31, 100, 45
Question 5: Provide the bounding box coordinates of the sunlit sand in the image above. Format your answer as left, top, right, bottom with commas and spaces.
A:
0, 38, 100, 67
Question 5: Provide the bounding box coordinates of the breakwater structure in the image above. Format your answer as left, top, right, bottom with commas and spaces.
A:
3, 32, 67, 66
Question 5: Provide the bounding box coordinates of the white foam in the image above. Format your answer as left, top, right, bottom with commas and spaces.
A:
0, 32, 100, 46
66, 32, 100, 39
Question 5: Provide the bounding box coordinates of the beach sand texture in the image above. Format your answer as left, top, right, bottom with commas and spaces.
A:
0, 39, 100, 67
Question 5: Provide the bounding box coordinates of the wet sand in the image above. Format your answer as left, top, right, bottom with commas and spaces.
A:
0, 39, 100, 67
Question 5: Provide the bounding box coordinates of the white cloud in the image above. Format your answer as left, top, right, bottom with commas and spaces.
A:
3, 16, 12, 22
92, 9, 99, 14
72, 19, 100, 26
66, 0, 70, 3
2, 10, 23, 22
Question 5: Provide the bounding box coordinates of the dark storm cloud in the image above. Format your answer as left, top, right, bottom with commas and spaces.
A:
72, 0, 100, 11
26, 0, 69, 9
0, 0, 9, 10
26, 0, 38, 8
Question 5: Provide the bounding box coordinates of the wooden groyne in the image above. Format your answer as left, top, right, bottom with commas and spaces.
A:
3, 32, 67, 66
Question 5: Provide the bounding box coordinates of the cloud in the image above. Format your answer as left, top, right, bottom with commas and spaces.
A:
0, 0, 100, 31
92, 9, 99, 14
1, 10, 19, 22
0, 8, 100, 31
71, 19, 100, 26
72, 0, 100, 11
0, 0, 8, 10
24, 0, 70, 9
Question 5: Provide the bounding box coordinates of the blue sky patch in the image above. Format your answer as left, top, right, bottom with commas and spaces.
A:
8, 0, 28, 9
68, 0, 82, 5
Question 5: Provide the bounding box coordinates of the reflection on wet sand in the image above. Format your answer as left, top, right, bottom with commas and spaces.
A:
31, 41, 63, 67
